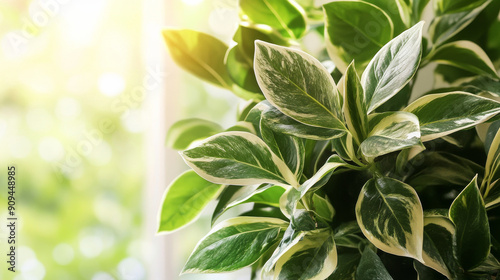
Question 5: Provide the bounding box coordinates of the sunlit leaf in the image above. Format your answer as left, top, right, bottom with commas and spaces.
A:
181, 131, 298, 187
166, 118, 223, 150
163, 29, 232, 88
158, 170, 223, 233
182, 217, 287, 273
323, 0, 394, 72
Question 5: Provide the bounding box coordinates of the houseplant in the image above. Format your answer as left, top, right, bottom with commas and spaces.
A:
159, 0, 500, 279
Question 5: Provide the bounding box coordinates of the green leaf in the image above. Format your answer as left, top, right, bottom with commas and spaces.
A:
356, 177, 424, 261
404, 92, 500, 142
361, 22, 424, 113
162, 29, 232, 88
311, 192, 335, 222
262, 102, 346, 140
484, 126, 500, 208
158, 170, 223, 233
261, 120, 305, 178
182, 217, 287, 273
428, 40, 499, 79
181, 131, 298, 187
449, 176, 491, 270
343, 62, 368, 143
211, 184, 285, 225
363, 0, 410, 34
212, 185, 244, 225
413, 0, 431, 23
254, 41, 345, 131
240, 0, 307, 40
356, 247, 393, 280
360, 112, 421, 158
420, 211, 459, 279
405, 152, 484, 189
323, 0, 394, 72
429, 0, 491, 46
273, 228, 337, 280
327, 252, 361, 280
334, 222, 365, 248
331, 132, 360, 163
434, 0, 487, 15
281, 155, 351, 217
227, 24, 289, 93
165, 118, 223, 150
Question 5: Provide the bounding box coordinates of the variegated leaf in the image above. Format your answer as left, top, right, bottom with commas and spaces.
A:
429, 0, 491, 46
254, 41, 345, 131
356, 177, 424, 261
261, 119, 305, 178
449, 176, 491, 271
166, 118, 223, 150
360, 112, 421, 158
272, 228, 337, 280
428, 40, 499, 79
211, 184, 286, 225
334, 222, 364, 249
484, 126, 500, 208
262, 100, 347, 140
343, 61, 368, 144
420, 210, 459, 279
361, 22, 424, 113
181, 131, 298, 187
280, 155, 351, 217
182, 217, 287, 273
404, 92, 500, 142
327, 252, 361, 280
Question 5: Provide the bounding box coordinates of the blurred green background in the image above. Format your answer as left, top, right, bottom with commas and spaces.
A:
0, 0, 241, 279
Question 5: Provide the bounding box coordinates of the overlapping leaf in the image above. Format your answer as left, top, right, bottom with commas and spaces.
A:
361, 22, 424, 113
182, 217, 287, 273
323, 0, 394, 72
163, 29, 232, 88
181, 131, 298, 187
360, 112, 421, 158
254, 41, 345, 131
428, 40, 499, 79
240, 0, 307, 40
449, 176, 491, 271
166, 118, 223, 150
404, 92, 500, 142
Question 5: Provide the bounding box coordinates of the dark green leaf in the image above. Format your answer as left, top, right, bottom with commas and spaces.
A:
449, 176, 491, 270
356, 247, 393, 280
